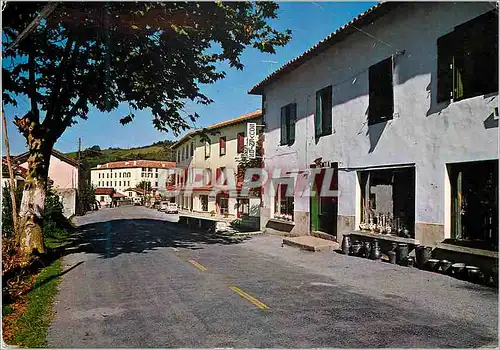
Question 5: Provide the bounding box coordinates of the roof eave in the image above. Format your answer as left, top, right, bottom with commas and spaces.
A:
247, 2, 397, 95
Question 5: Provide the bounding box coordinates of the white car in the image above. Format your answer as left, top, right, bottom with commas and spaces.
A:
165, 202, 178, 214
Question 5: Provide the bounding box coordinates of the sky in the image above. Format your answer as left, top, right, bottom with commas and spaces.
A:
3, 2, 377, 155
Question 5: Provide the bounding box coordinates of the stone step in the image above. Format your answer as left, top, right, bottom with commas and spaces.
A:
311, 231, 337, 242
283, 235, 340, 252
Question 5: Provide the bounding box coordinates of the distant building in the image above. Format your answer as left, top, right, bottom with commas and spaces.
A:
2, 158, 27, 189
14, 149, 79, 218
90, 160, 176, 198
171, 110, 262, 220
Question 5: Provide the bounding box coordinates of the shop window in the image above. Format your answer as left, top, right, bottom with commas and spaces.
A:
359, 167, 415, 237
237, 198, 250, 218
368, 57, 394, 125
200, 195, 208, 212
449, 160, 498, 251
219, 137, 226, 156
274, 182, 294, 220
280, 103, 296, 145
237, 132, 245, 153
437, 10, 498, 102
315, 85, 332, 137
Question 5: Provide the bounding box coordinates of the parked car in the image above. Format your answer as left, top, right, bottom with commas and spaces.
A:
158, 201, 168, 211
165, 202, 178, 214
133, 197, 142, 206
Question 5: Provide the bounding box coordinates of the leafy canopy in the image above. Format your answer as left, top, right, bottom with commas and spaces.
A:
2, 2, 291, 144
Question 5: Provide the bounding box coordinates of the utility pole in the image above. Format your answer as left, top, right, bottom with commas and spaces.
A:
2, 104, 19, 238
77, 137, 81, 213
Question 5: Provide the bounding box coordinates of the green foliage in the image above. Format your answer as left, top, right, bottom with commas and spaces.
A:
2, 185, 23, 238
76, 182, 96, 215
11, 259, 62, 347
137, 181, 152, 191
3, 2, 291, 147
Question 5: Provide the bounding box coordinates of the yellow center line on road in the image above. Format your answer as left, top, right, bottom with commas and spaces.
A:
188, 259, 207, 271
229, 285, 269, 310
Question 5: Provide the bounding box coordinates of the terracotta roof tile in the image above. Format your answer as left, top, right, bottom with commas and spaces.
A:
92, 160, 176, 170
95, 187, 115, 195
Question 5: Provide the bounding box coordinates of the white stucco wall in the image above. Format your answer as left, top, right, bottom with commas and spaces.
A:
90, 165, 175, 194
173, 115, 262, 216
260, 2, 498, 243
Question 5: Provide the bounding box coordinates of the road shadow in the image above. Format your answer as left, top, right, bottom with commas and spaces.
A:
64, 219, 251, 259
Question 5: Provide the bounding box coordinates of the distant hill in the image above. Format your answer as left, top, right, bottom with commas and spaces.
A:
66, 140, 176, 178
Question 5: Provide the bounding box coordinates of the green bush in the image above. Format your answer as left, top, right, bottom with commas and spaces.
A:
2, 185, 72, 244
2, 185, 23, 237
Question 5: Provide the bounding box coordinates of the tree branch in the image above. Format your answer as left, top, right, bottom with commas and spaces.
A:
28, 50, 39, 122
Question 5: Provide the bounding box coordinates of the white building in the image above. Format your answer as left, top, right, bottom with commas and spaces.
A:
250, 3, 498, 251
90, 160, 176, 197
171, 110, 262, 219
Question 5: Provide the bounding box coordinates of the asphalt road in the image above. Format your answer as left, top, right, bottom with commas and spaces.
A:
47, 206, 498, 348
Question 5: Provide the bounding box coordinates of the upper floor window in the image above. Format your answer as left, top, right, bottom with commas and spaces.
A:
315, 85, 333, 137
219, 137, 226, 156
280, 103, 296, 145
368, 57, 394, 125
205, 141, 211, 158
237, 132, 245, 153
176, 150, 180, 162
437, 10, 498, 103
190, 142, 194, 157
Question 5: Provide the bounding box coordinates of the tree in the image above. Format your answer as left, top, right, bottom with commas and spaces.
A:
2, 2, 291, 256
137, 181, 152, 192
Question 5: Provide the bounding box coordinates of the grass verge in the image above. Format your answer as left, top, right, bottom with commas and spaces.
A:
3, 259, 62, 347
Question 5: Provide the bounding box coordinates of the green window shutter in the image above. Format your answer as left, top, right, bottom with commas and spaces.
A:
280, 106, 287, 145
437, 32, 454, 103
289, 103, 296, 143
323, 86, 332, 134
315, 91, 323, 137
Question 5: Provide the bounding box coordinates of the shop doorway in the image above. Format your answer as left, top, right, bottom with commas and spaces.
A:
310, 164, 338, 236
449, 160, 498, 250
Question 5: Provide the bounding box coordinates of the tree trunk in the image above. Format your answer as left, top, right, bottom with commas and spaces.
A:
18, 144, 52, 256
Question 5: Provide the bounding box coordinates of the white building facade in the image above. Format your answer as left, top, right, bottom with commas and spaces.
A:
171, 110, 262, 219
90, 160, 176, 197
250, 3, 498, 249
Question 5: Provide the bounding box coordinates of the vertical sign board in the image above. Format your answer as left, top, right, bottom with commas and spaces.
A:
246, 123, 257, 159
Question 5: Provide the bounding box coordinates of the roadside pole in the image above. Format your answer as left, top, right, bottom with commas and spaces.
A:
2, 104, 19, 238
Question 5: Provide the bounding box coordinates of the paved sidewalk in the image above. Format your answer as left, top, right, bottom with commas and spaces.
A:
240, 234, 498, 333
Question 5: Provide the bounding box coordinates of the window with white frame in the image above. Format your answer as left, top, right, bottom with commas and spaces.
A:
274, 180, 294, 221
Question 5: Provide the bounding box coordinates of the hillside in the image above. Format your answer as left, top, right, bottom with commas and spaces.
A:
66, 140, 176, 173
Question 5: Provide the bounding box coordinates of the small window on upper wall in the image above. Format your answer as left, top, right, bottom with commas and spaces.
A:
437, 10, 498, 103
219, 137, 226, 156
237, 132, 245, 153
315, 85, 333, 137
190, 142, 194, 157
205, 141, 211, 158
280, 103, 296, 145
368, 57, 394, 125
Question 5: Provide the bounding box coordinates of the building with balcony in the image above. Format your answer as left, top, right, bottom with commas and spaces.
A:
171, 110, 262, 221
